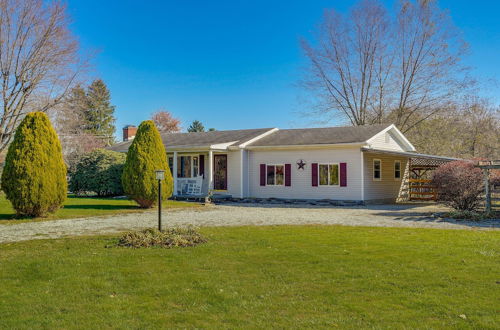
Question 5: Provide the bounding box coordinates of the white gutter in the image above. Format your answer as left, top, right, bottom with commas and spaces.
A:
361, 147, 460, 161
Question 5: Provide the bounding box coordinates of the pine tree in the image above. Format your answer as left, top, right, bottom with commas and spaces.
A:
1, 112, 67, 217
187, 120, 205, 132
121, 120, 173, 208
85, 79, 116, 145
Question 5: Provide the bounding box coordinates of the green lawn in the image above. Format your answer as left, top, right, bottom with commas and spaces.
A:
0, 194, 199, 224
0, 226, 498, 328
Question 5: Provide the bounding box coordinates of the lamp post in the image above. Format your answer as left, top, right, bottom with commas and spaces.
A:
155, 170, 165, 231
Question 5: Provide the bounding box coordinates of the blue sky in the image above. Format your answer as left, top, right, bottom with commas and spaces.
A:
67, 0, 500, 133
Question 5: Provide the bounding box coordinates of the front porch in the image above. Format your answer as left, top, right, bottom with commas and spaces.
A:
168, 149, 231, 198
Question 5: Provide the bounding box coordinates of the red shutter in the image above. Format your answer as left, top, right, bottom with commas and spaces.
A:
260, 164, 266, 186
340, 162, 347, 187
312, 163, 318, 187
199, 155, 205, 177
285, 164, 291, 186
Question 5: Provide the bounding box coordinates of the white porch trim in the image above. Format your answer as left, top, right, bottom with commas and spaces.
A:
208, 150, 214, 192
240, 149, 244, 198
173, 151, 178, 194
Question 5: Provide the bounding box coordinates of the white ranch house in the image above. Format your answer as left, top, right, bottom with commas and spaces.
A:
110, 124, 456, 203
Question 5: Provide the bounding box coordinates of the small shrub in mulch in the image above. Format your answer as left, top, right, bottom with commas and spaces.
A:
117, 227, 207, 248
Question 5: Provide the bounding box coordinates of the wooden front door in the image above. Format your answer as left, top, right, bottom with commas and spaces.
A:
213, 154, 227, 190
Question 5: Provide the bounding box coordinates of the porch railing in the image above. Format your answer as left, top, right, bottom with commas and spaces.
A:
176, 176, 204, 196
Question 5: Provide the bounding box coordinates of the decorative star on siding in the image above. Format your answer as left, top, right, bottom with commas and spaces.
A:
297, 159, 306, 170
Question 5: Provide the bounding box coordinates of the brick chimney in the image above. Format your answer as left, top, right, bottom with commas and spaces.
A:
122, 125, 137, 142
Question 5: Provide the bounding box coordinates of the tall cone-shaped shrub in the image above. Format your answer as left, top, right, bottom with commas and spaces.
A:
1, 112, 67, 217
122, 120, 173, 207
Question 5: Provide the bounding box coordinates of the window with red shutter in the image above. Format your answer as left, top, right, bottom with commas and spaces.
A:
312, 163, 318, 187
285, 164, 291, 186
340, 162, 347, 187
259, 164, 266, 186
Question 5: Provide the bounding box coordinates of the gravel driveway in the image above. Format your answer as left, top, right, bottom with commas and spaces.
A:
0, 203, 498, 243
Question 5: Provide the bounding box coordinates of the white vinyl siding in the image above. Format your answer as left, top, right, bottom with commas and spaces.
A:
225, 150, 243, 197
363, 153, 408, 202
248, 148, 362, 200
369, 129, 405, 151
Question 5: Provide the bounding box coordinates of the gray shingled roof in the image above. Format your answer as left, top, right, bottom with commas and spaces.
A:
108, 124, 392, 152
108, 128, 273, 152
247, 124, 391, 146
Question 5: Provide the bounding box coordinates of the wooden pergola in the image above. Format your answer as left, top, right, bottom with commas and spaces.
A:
476, 160, 500, 213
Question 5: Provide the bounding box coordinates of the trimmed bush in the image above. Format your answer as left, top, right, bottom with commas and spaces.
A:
432, 160, 483, 211
121, 120, 173, 207
117, 227, 207, 248
69, 149, 126, 196
1, 112, 67, 217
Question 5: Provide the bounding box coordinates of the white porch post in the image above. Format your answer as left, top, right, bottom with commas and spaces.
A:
208, 150, 214, 192
173, 151, 178, 195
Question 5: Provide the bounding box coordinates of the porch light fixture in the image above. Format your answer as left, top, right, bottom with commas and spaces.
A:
155, 170, 165, 231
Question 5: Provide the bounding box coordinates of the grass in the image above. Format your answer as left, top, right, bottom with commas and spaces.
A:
0, 225, 498, 328
0, 194, 199, 224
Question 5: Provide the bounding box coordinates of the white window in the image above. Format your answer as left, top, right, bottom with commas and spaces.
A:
373, 159, 382, 180
319, 164, 339, 186
266, 165, 284, 186
394, 160, 401, 180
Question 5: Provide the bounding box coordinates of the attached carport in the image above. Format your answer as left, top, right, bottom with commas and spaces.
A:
361, 148, 459, 201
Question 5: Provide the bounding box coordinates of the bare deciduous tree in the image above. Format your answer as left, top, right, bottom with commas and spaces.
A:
151, 109, 181, 133
302, 0, 468, 133
0, 0, 85, 152
407, 96, 500, 159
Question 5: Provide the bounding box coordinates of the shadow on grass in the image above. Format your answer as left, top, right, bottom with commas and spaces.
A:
62, 204, 140, 211
0, 213, 27, 221
372, 211, 500, 228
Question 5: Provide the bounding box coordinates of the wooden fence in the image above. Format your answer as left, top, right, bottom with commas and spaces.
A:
490, 185, 500, 211
409, 178, 437, 201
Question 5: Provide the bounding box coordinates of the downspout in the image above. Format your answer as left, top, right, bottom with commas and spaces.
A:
360, 150, 365, 202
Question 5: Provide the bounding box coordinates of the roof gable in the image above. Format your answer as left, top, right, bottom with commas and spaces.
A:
366, 124, 416, 152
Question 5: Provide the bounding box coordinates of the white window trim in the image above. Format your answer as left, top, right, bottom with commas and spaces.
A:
394, 160, 402, 181
318, 163, 340, 187
266, 164, 285, 186
373, 159, 382, 181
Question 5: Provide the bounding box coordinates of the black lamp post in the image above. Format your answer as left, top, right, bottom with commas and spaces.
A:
155, 170, 165, 231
